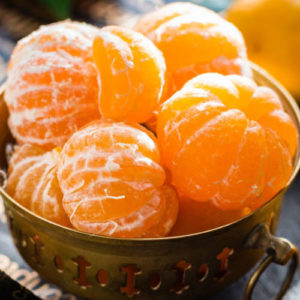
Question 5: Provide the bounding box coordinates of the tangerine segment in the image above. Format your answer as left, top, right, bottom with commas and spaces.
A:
6, 144, 70, 226
134, 2, 250, 91
172, 109, 250, 202
71, 188, 166, 238
58, 121, 166, 223
157, 89, 225, 169
212, 121, 267, 210
8, 144, 45, 172
257, 110, 298, 157
247, 86, 297, 156
93, 26, 166, 123
157, 73, 298, 210
247, 86, 283, 121
170, 197, 250, 236
250, 129, 292, 210
5, 21, 101, 150
142, 185, 179, 238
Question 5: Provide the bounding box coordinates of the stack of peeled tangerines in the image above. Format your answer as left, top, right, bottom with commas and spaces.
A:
4, 2, 298, 238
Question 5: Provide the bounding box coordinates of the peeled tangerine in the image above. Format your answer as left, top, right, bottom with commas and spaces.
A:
93, 26, 167, 124
6, 144, 70, 226
57, 121, 178, 238
5, 21, 101, 150
157, 73, 298, 211
134, 2, 251, 93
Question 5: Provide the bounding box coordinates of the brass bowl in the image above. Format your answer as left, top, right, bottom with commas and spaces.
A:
0, 64, 300, 300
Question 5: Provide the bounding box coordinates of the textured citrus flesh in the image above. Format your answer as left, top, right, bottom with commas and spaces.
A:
5, 21, 101, 150
72, 187, 165, 238
142, 185, 179, 238
57, 121, 170, 237
157, 73, 297, 210
6, 144, 71, 226
71, 185, 178, 238
93, 26, 167, 123
134, 2, 251, 92
170, 196, 249, 236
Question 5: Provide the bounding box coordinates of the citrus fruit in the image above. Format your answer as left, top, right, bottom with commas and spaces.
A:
157, 73, 297, 210
227, 0, 300, 97
66, 184, 178, 238
71, 187, 166, 238
142, 185, 179, 238
134, 2, 251, 92
57, 121, 167, 236
93, 25, 167, 123
5, 21, 101, 150
6, 144, 70, 226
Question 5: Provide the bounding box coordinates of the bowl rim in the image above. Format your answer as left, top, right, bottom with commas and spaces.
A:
1, 62, 300, 244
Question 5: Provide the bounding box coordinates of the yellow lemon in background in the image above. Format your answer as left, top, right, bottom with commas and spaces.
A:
226, 0, 300, 98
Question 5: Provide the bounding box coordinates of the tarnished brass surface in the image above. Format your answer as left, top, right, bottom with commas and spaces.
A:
0, 64, 299, 300
244, 224, 299, 300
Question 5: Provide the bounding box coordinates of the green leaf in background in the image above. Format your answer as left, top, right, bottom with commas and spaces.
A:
38, 0, 71, 20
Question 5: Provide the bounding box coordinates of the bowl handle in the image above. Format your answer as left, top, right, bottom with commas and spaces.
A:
244, 224, 298, 300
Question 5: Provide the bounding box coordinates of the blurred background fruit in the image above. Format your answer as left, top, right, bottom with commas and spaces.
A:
227, 0, 300, 99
